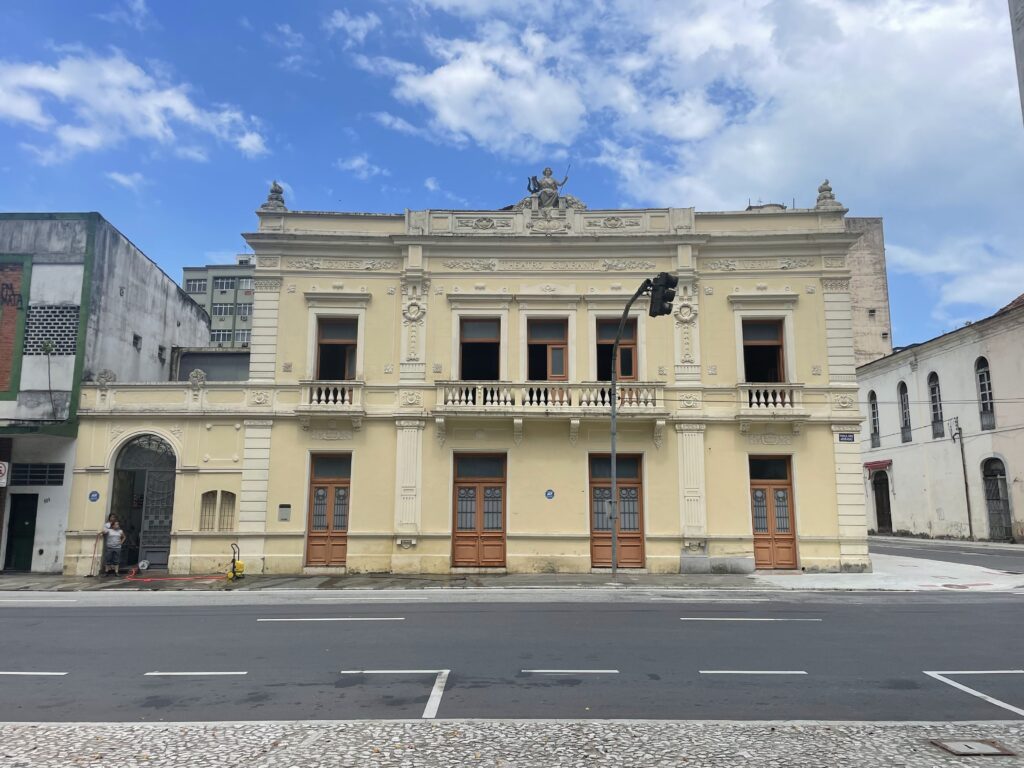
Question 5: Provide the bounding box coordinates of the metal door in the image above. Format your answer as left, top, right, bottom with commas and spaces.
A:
306, 484, 349, 565
3, 494, 37, 571
138, 470, 175, 568
983, 459, 1012, 541
751, 484, 797, 569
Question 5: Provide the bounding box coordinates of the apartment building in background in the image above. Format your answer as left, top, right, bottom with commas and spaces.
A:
62, 178, 873, 576
0, 213, 210, 572
182, 255, 256, 347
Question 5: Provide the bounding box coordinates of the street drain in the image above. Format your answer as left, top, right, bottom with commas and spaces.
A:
931, 740, 1016, 756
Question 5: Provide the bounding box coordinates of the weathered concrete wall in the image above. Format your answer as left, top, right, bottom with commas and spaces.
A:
0, 436, 75, 572
846, 218, 893, 366
85, 218, 210, 383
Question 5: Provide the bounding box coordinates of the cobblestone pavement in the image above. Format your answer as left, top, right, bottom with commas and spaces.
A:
2, 720, 1023, 767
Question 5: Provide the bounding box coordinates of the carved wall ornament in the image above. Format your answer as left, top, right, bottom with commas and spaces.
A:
706, 259, 738, 271
253, 278, 282, 292
284, 258, 399, 272
282, 362, 293, 373
513, 417, 524, 446
188, 369, 207, 389
707, 365, 717, 376
541, 284, 557, 293
779, 258, 814, 270
287, 284, 296, 293
822, 278, 851, 293
569, 418, 580, 446
658, 366, 668, 377
653, 420, 666, 450
311, 429, 353, 441
386, 287, 396, 295
526, 210, 569, 235
455, 216, 511, 231
169, 425, 184, 439
672, 301, 697, 325
432, 363, 443, 374
746, 432, 793, 445
384, 364, 395, 374
95, 369, 117, 389
442, 258, 497, 271
402, 301, 425, 324
602, 259, 657, 271
812, 365, 822, 376
806, 285, 817, 294
109, 424, 126, 439
824, 256, 846, 268
587, 216, 642, 229
435, 416, 446, 447
256, 256, 279, 268
400, 391, 423, 407
679, 393, 701, 409
704, 286, 714, 295
756, 283, 768, 292
250, 391, 271, 406
833, 393, 855, 409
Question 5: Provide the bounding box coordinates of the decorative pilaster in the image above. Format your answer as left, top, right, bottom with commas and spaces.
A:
399, 268, 429, 382
832, 424, 870, 571
394, 419, 425, 534
673, 245, 701, 382
249, 278, 282, 382
822, 278, 855, 384
238, 419, 273, 573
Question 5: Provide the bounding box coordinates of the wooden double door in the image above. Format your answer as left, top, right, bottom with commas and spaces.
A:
306, 454, 351, 567
749, 457, 797, 570
590, 455, 645, 568
452, 454, 506, 567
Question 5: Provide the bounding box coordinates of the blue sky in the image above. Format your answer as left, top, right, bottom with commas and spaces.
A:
1, 0, 1022, 345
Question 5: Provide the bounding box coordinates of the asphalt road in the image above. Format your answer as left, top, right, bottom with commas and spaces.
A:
870, 538, 1024, 574
2, 592, 1023, 723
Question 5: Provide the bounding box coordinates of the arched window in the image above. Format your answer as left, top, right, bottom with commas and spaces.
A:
868, 391, 880, 448
928, 372, 944, 438
898, 381, 912, 443
976, 357, 995, 430
111, 434, 176, 569
199, 490, 236, 532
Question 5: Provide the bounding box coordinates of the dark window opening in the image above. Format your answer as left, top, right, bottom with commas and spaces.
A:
455, 454, 506, 479
596, 318, 636, 381
317, 318, 357, 380
749, 457, 790, 481
132, 334, 142, 351
527, 319, 567, 381
589, 455, 641, 479
312, 454, 352, 480
460, 319, 500, 381
742, 320, 784, 383
11, 463, 65, 486
898, 381, 912, 443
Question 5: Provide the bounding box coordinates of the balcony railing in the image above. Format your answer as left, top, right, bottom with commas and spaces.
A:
739, 383, 802, 411
298, 381, 364, 411
436, 381, 665, 414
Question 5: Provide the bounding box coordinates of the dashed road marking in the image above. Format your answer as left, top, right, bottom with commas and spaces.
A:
144, 671, 248, 676
700, 670, 807, 675
257, 617, 405, 622
0, 671, 68, 676
521, 669, 620, 674
680, 617, 821, 622
311, 597, 429, 601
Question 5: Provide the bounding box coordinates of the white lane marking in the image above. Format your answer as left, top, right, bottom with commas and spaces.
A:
0, 671, 68, 676
257, 617, 405, 622
521, 669, 619, 674
0, 599, 78, 603
700, 670, 807, 675
680, 617, 822, 622
923, 671, 1024, 718
311, 597, 429, 601
338, 669, 450, 719
144, 671, 248, 677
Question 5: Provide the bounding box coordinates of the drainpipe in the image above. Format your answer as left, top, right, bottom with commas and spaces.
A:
951, 417, 974, 540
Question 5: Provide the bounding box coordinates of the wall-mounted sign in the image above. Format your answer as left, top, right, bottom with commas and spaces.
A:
545, 489, 555, 500
88, 491, 100, 502
838, 434, 855, 443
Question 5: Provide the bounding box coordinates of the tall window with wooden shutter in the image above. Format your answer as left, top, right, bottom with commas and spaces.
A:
742, 320, 784, 383
199, 490, 236, 531
317, 318, 358, 380
596, 318, 636, 381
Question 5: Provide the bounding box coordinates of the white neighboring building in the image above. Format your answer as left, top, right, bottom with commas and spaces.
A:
857, 295, 1023, 541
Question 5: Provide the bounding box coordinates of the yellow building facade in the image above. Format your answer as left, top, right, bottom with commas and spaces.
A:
63, 182, 869, 576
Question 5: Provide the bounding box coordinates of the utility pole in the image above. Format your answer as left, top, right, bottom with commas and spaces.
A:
609, 273, 676, 575
951, 417, 975, 540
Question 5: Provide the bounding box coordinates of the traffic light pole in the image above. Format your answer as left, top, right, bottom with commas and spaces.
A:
609, 279, 653, 577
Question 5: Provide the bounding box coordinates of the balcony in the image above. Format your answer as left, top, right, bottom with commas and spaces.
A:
738, 383, 804, 412
297, 381, 364, 412
436, 381, 667, 417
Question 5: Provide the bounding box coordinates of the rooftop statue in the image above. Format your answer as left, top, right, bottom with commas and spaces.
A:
259, 179, 287, 212
528, 167, 569, 208
815, 178, 844, 211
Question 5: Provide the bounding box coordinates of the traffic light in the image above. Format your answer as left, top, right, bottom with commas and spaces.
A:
648, 272, 678, 317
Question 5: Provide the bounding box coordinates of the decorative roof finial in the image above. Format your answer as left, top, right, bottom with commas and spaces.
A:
815, 179, 844, 210
259, 180, 287, 212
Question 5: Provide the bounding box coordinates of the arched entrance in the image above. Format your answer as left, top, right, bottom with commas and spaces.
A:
982, 458, 1012, 541
111, 435, 176, 569
872, 472, 892, 533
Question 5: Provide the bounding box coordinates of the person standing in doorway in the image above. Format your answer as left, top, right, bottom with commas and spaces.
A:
103, 519, 125, 576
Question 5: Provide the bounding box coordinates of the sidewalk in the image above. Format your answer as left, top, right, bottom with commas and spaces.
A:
872, 534, 1023, 551
3, 719, 1023, 768
1, 552, 1022, 592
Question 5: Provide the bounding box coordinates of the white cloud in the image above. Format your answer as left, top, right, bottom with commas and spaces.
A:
266, 23, 305, 49
105, 170, 146, 191
0, 50, 268, 162
424, 177, 439, 192
175, 145, 208, 162
324, 10, 381, 48
97, 0, 154, 31
336, 153, 390, 180
423, 176, 470, 207
371, 111, 426, 137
